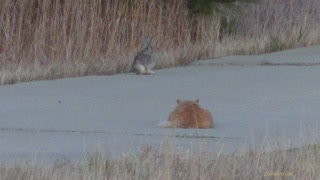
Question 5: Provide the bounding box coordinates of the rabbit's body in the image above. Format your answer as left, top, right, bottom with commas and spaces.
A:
133, 37, 156, 75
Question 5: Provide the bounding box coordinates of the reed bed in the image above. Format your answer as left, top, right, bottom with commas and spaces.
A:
0, 0, 319, 85
1, 139, 319, 179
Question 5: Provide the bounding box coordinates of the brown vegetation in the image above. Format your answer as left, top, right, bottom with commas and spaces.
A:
0, 0, 319, 85
1, 141, 319, 179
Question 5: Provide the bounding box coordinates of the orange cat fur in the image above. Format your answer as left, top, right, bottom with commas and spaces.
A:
158, 99, 214, 129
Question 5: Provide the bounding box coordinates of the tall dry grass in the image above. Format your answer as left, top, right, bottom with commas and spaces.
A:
238, 0, 320, 51
1, 141, 319, 179
0, 0, 320, 85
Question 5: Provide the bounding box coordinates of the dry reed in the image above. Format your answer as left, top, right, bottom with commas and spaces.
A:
0, 140, 319, 179
0, 0, 320, 85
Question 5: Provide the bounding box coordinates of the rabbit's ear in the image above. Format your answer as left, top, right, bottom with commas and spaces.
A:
148, 36, 154, 46
141, 36, 148, 48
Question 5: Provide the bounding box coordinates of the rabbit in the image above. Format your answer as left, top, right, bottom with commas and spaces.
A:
132, 36, 156, 75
